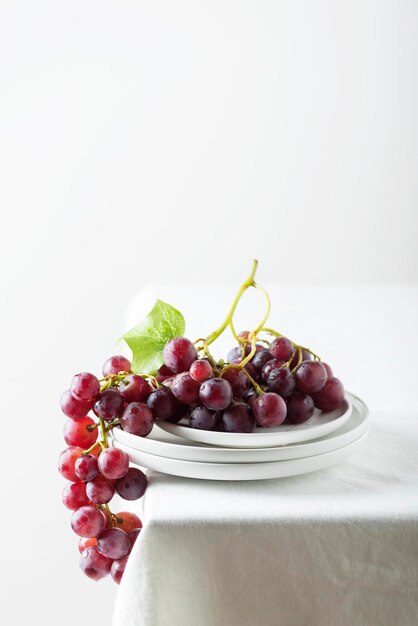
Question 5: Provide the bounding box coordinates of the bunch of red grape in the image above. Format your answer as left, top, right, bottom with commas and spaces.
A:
155, 334, 345, 432
59, 355, 149, 584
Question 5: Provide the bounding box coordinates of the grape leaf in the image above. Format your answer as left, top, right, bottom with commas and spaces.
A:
122, 300, 185, 374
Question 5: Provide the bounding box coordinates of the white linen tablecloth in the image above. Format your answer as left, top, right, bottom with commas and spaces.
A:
113, 285, 418, 626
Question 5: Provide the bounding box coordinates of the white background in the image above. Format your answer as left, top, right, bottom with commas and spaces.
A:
0, 1, 417, 625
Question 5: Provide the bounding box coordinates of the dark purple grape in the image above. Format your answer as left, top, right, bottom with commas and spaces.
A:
222, 403, 256, 433
147, 388, 174, 419
322, 363, 333, 378
243, 362, 258, 381
80, 546, 112, 580
119, 375, 152, 403
163, 337, 197, 373
102, 355, 131, 376
221, 368, 250, 398
172, 372, 200, 404
97, 528, 131, 560
311, 377, 344, 411
286, 391, 315, 423
289, 348, 312, 369
86, 475, 115, 504
251, 349, 273, 372
253, 392, 287, 427
295, 361, 327, 393
261, 359, 285, 381
121, 402, 154, 436
269, 337, 294, 361
189, 406, 219, 430
267, 367, 295, 398
199, 378, 232, 410
115, 467, 147, 500
75, 454, 99, 482
93, 389, 124, 422
189, 359, 213, 383
70, 372, 100, 403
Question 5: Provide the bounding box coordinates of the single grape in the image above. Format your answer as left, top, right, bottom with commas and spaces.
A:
63, 416, 98, 449
98, 448, 129, 480
286, 391, 315, 423
111, 556, 128, 585
269, 337, 294, 361
70, 372, 100, 403
120, 402, 154, 436
267, 367, 296, 398
289, 348, 312, 369
93, 389, 124, 422
261, 359, 285, 382
102, 355, 131, 377
80, 546, 112, 581
146, 388, 176, 420
189, 406, 219, 430
227, 345, 251, 363
60, 390, 91, 420
62, 482, 89, 510
75, 454, 99, 481
221, 368, 250, 398
115, 467, 147, 501
163, 337, 197, 373
71, 506, 106, 538
128, 528, 141, 547
156, 364, 175, 382
253, 392, 287, 427
119, 375, 152, 403
311, 377, 344, 411
199, 378, 232, 411
189, 359, 213, 383
222, 403, 256, 433
322, 362, 333, 378
86, 475, 115, 504
58, 447, 84, 481
172, 372, 200, 404
78, 537, 97, 554
97, 527, 131, 560
251, 349, 273, 373
114, 511, 143, 533
295, 361, 327, 393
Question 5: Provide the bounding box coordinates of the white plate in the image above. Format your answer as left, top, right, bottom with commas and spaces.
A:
111, 394, 368, 463
155, 396, 353, 448
114, 429, 369, 481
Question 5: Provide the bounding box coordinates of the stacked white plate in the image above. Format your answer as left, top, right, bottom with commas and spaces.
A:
111, 392, 369, 481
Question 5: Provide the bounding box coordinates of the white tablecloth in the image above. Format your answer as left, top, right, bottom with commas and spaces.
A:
113, 285, 418, 626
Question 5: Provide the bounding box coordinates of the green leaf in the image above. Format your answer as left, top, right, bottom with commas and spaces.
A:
122, 299, 186, 374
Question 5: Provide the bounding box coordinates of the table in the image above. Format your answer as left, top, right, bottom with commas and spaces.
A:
113, 285, 418, 626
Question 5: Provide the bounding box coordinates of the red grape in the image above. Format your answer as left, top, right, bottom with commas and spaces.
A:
62, 482, 89, 510
163, 337, 197, 373
121, 402, 154, 436
269, 337, 294, 361
60, 390, 91, 420
114, 511, 142, 533
58, 446, 84, 481
189, 359, 213, 383
86, 475, 115, 504
222, 403, 256, 433
102, 355, 131, 376
251, 349, 273, 373
156, 364, 175, 382
63, 416, 98, 449
78, 537, 97, 554
199, 378, 232, 411
115, 467, 147, 501
311, 377, 344, 411
287, 391, 315, 423
70, 372, 100, 403
71, 506, 106, 538
75, 454, 99, 481
111, 556, 128, 585
97, 528, 131, 560
98, 448, 129, 480
119, 375, 152, 403
172, 372, 200, 404
322, 362, 333, 378
93, 389, 124, 422
295, 361, 327, 393
221, 368, 250, 398
267, 367, 295, 398
289, 348, 312, 369
189, 406, 219, 430
128, 528, 140, 547
80, 546, 112, 581
253, 392, 287, 427
261, 359, 285, 381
